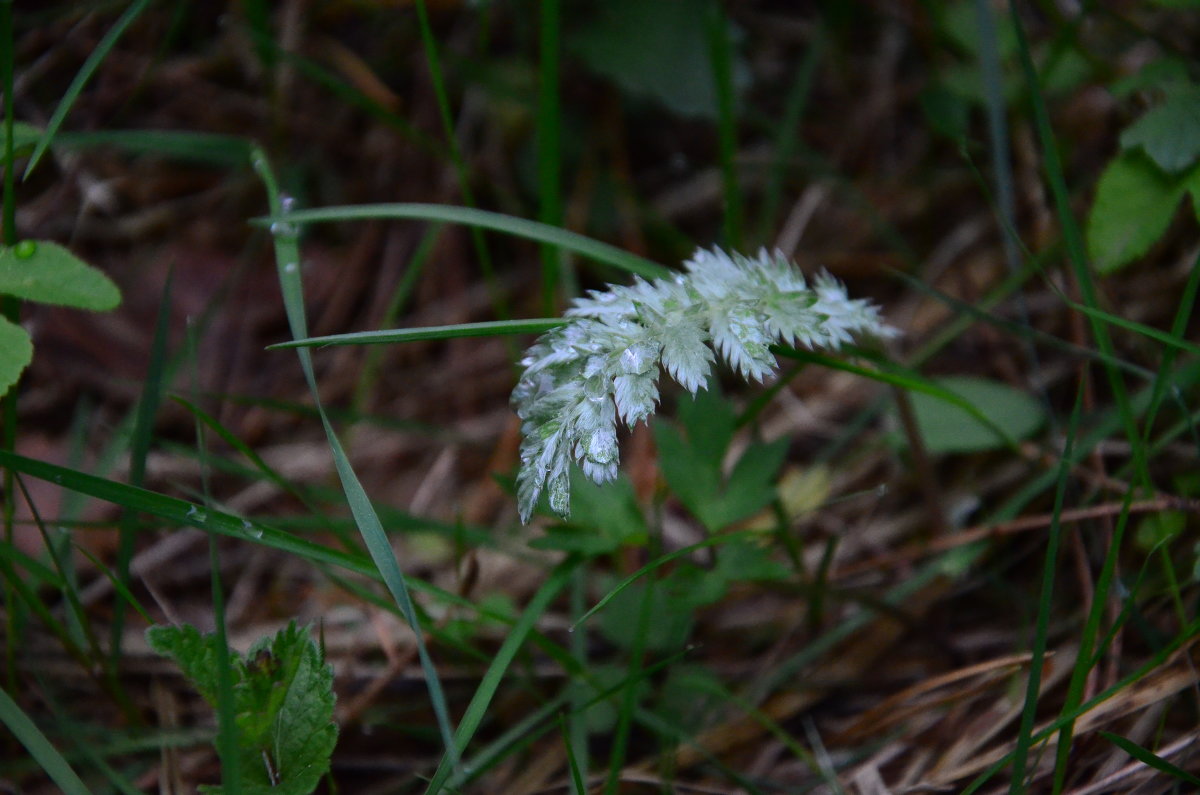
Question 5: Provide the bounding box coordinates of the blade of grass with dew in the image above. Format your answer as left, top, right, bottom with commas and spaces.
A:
1010, 382, 1085, 792
423, 558, 575, 793
269, 318, 565, 350
0, 448, 378, 578
168, 396, 362, 555
0, 686, 91, 795
112, 265, 173, 665
537, 0, 569, 311
250, 146, 461, 772
258, 204, 671, 280
24, 0, 153, 178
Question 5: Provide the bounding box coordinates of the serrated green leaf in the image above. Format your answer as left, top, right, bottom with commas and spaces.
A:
1086, 152, 1193, 273
1120, 86, 1200, 174
145, 624, 229, 704
149, 622, 337, 795
901, 376, 1044, 454
0, 241, 121, 309
0, 317, 33, 400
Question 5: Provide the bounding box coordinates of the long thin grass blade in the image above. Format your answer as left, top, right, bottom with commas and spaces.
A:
24, 0, 154, 177
0, 686, 91, 795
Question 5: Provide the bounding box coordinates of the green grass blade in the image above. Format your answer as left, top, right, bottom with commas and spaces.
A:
24, 0, 153, 178
112, 264, 173, 663
537, 0, 568, 311
250, 147, 461, 773
257, 204, 671, 280
706, 0, 742, 249
1063, 300, 1200, 357
1010, 382, 1085, 791
773, 346, 1021, 450
269, 318, 565, 349
0, 448, 376, 577
1100, 732, 1200, 786
424, 558, 575, 793
1009, 14, 1151, 790
55, 129, 254, 167
0, 685, 91, 795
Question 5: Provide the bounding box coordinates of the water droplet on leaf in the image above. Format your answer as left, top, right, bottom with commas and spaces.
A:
13, 241, 36, 259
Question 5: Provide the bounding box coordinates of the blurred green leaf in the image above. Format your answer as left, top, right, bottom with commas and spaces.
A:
1135, 511, 1185, 551
1120, 86, 1200, 174
567, 0, 744, 118
597, 580, 693, 653
148, 622, 337, 795
0, 241, 120, 310
530, 470, 647, 554
901, 376, 1044, 454
0, 317, 33, 399
655, 388, 788, 531
1086, 152, 1194, 273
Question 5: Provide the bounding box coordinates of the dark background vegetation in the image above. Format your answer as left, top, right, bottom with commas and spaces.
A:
3, 1, 1199, 792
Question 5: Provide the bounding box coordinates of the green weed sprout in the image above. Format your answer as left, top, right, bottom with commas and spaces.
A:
146, 622, 337, 794
511, 246, 896, 522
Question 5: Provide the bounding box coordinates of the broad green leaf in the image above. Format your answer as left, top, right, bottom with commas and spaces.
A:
1086, 152, 1193, 274
901, 376, 1044, 454
0, 241, 121, 309
0, 317, 33, 399
1120, 86, 1200, 174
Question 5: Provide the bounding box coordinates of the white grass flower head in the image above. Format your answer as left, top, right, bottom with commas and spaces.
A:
511, 246, 897, 523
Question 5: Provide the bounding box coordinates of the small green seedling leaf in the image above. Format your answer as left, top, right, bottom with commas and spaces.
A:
0, 317, 34, 400
900, 375, 1044, 454
1086, 152, 1198, 274
147, 622, 337, 795
1120, 85, 1200, 174
0, 241, 121, 310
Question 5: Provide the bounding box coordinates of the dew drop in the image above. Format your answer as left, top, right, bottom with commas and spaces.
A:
13, 240, 37, 259
583, 378, 607, 403
284, 262, 298, 273
280, 194, 295, 212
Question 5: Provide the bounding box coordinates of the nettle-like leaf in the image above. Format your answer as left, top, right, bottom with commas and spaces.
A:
147, 622, 337, 795
511, 246, 896, 523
